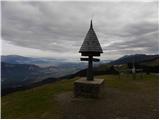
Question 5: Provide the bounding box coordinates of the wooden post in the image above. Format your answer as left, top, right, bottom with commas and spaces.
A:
87, 56, 93, 81
80, 56, 99, 81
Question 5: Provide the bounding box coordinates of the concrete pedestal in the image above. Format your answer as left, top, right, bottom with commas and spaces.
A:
74, 78, 104, 98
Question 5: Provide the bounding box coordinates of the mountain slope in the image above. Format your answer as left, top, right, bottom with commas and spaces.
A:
1, 55, 87, 94
2, 54, 159, 95
1, 62, 43, 89
1, 74, 158, 119
1, 62, 84, 90
1, 55, 66, 66
110, 54, 158, 65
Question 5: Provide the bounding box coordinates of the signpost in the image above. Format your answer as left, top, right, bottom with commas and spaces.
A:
74, 20, 104, 98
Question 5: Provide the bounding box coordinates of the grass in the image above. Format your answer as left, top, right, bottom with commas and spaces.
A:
100, 74, 157, 91
1, 77, 79, 118
1, 74, 159, 118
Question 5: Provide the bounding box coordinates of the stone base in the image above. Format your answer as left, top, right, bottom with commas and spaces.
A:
74, 78, 104, 98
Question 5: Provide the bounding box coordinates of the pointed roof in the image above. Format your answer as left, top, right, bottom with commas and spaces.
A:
79, 20, 103, 53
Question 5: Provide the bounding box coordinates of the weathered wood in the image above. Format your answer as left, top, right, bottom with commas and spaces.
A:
74, 20, 104, 98
80, 58, 100, 62
78, 20, 103, 82
81, 52, 100, 56
79, 20, 103, 54
87, 56, 93, 80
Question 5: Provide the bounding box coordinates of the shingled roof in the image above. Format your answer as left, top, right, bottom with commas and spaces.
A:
79, 20, 103, 53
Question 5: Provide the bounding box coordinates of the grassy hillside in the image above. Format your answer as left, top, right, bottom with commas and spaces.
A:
140, 58, 159, 67
1, 74, 159, 119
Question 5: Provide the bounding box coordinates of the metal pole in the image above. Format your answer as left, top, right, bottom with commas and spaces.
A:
87, 56, 93, 81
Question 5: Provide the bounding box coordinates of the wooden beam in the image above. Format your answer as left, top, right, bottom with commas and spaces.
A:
80, 58, 89, 61
80, 58, 100, 62
81, 52, 100, 56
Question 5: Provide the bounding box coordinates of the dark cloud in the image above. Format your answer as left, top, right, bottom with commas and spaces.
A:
1, 1, 158, 60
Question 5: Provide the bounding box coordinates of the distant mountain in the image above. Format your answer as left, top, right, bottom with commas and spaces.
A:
2, 55, 29, 63
1, 62, 56, 89
1, 62, 41, 88
109, 54, 159, 65
2, 54, 159, 96
1, 62, 118, 96
1, 55, 64, 66
1, 61, 86, 90
1, 55, 110, 67
100, 60, 112, 64
1, 55, 110, 95
1, 55, 88, 78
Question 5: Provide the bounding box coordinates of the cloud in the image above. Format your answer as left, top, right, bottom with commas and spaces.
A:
1, 1, 158, 60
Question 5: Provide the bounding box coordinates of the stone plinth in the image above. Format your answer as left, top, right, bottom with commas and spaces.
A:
74, 78, 104, 98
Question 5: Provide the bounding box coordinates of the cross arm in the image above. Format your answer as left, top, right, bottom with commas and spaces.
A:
80, 57, 100, 62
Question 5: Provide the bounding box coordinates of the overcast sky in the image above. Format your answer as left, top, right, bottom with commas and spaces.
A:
1, 0, 158, 61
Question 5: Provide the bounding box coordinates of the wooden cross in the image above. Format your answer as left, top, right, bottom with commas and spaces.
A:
81, 56, 100, 81
79, 20, 103, 81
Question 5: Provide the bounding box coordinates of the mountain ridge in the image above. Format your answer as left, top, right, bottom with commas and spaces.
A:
1, 54, 159, 96
109, 54, 158, 65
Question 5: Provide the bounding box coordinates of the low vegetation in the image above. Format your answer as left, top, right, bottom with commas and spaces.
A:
1, 74, 159, 118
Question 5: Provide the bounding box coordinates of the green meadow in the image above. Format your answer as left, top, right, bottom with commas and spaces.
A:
1, 74, 159, 119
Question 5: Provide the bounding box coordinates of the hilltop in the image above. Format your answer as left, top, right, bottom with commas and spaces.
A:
2, 74, 158, 119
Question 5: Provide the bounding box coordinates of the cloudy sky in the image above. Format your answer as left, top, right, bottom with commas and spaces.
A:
1, 0, 158, 61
